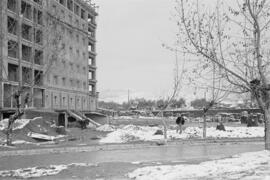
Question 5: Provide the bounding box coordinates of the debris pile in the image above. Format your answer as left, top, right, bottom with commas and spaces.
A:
0, 117, 65, 145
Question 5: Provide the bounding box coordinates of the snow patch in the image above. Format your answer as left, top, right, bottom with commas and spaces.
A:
0, 163, 95, 179
0, 117, 42, 131
128, 151, 270, 180
96, 124, 116, 132
99, 125, 264, 144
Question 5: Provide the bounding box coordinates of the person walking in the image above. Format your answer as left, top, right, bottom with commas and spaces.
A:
176, 114, 185, 134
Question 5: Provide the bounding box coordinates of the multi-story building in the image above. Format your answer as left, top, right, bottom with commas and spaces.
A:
0, 0, 98, 120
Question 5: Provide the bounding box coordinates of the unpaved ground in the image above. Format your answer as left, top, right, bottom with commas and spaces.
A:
0, 117, 262, 151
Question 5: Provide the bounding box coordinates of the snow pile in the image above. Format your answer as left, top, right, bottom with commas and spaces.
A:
100, 125, 264, 144
0, 163, 95, 179
100, 125, 160, 143
116, 116, 134, 120
206, 127, 264, 138
96, 124, 116, 132
0, 118, 40, 131
128, 150, 270, 180
168, 127, 264, 139
138, 116, 161, 119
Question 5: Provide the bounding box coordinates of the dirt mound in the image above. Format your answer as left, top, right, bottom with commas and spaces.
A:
1, 117, 60, 143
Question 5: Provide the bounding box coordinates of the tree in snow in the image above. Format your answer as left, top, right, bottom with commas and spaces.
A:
175, 0, 270, 149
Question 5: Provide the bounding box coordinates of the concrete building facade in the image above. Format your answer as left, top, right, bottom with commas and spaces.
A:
0, 0, 98, 119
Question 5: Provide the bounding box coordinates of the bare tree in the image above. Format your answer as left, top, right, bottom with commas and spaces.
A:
175, 0, 270, 149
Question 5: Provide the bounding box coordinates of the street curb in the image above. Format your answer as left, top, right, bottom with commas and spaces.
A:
0, 137, 264, 157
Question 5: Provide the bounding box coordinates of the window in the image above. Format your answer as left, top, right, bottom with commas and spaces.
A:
70, 63, 73, 70
69, 30, 73, 38
81, 9, 85, 20
69, 46, 73, 54
22, 23, 32, 41
63, 97, 66, 106
61, 26, 65, 33
69, 15, 72, 24
8, 40, 18, 58
21, 1, 32, 20
61, 43, 66, 50
75, 19, 79, 27
35, 29, 43, 45
77, 80, 80, 88
34, 70, 43, 86
75, 4, 80, 15
59, 0, 66, 6
33, 88, 44, 108
76, 49, 79, 57
76, 34, 79, 42
82, 24, 85, 30
77, 65, 80, 73
22, 44, 31, 62
34, 50, 43, 65
67, 0, 73, 11
62, 60, 66, 68
36, 10, 43, 25
7, 0, 17, 12
88, 14, 95, 24
22, 67, 32, 84
88, 57, 95, 65
53, 75, 58, 85
8, 63, 19, 81
62, 77, 66, 86
88, 42, 94, 52
33, 0, 42, 6
70, 79, 73, 86
7, 16, 17, 35
61, 10, 65, 18
89, 85, 93, 92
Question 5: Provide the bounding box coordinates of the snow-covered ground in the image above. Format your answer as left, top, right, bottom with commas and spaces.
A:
0, 163, 96, 179
99, 125, 264, 144
128, 150, 270, 180
0, 118, 41, 131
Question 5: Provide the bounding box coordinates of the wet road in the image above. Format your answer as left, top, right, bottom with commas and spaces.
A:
0, 141, 264, 171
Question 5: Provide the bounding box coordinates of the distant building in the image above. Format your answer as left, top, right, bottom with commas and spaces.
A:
0, 0, 98, 119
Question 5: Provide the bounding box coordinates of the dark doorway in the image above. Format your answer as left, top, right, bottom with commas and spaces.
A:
3, 112, 16, 119
58, 113, 65, 126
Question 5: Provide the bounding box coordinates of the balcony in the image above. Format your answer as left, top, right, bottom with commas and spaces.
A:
88, 79, 97, 85
88, 34, 96, 42
88, 64, 96, 71
88, 51, 96, 57
89, 92, 99, 98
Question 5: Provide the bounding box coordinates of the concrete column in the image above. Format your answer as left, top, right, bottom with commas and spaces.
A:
0, 0, 4, 109
64, 112, 68, 129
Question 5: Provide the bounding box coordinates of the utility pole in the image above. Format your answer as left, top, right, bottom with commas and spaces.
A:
128, 89, 130, 107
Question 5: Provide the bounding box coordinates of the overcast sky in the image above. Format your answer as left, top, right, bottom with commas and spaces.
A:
93, 0, 186, 102
91, 0, 247, 104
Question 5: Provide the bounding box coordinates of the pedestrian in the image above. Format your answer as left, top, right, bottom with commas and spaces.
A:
176, 114, 185, 134
216, 121, 225, 131
24, 93, 30, 108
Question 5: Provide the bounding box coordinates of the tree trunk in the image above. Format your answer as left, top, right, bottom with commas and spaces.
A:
264, 107, 270, 150
203, 113, 206, 138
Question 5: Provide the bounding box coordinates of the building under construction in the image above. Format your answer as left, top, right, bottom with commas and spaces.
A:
0, 0, 98, 121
